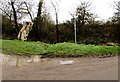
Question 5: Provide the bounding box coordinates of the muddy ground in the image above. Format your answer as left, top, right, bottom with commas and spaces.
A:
2, 56, 118, 80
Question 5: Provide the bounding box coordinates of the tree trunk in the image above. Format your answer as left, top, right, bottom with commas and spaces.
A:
82, 10, 85, 39
11, 2, 19, 33
56, 13, 59, 43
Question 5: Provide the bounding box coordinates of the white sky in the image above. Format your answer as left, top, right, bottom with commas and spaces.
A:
24, 0, 118, 23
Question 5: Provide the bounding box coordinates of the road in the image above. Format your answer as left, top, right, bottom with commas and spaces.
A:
2, 56, 118, 80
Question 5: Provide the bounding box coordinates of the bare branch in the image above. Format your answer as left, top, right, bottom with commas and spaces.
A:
0, 8, 10, 17
68, 11, 75, 18
51, 1, 57, 13
23, 1, 33, 21
113, 0, 120, 11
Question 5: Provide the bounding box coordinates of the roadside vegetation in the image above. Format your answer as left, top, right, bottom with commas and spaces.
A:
1, 0, 120, 45
2, 40, 120, 57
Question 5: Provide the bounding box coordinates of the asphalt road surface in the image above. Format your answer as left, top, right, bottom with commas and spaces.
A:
2, 56, 118, 80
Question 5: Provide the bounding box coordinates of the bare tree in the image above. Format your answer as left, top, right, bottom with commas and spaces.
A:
113, 0, 120, 11
0, 0, 34, 32
51, 0, 60, 43
76, 1, 94, 26
115, 1, 120, 23
10, 0, 19, 32
74, 1, 95, 40
23, 2, 33, 21
0, 2, 12, 23
16, 1, 33, 21
112, 0, 120, 23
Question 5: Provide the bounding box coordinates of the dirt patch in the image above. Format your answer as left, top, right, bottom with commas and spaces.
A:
40, 53, 118, 58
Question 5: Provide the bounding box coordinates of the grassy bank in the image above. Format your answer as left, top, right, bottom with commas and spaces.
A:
2, 40, 120, 56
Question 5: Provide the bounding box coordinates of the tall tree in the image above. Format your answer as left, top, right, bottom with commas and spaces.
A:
0, 0, 34, 26
16, 1, 34, 22
114, 1, 120, 23
109, 0, 120, 24
11, 0, 19, 32
75, 1, 95, 39
51, 0, 60, 43
76, 1, 94, 26
32, 0, 43, 41
0, 1, 12, 24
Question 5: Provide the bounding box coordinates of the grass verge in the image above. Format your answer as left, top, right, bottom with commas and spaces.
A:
1, 40, 120, 56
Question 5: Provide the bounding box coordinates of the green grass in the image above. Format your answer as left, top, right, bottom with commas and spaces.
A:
2, 40, 49, 55
1, 40, 120, 56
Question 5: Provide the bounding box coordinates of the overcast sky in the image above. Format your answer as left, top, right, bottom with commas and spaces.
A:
24, 0, 118, 23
